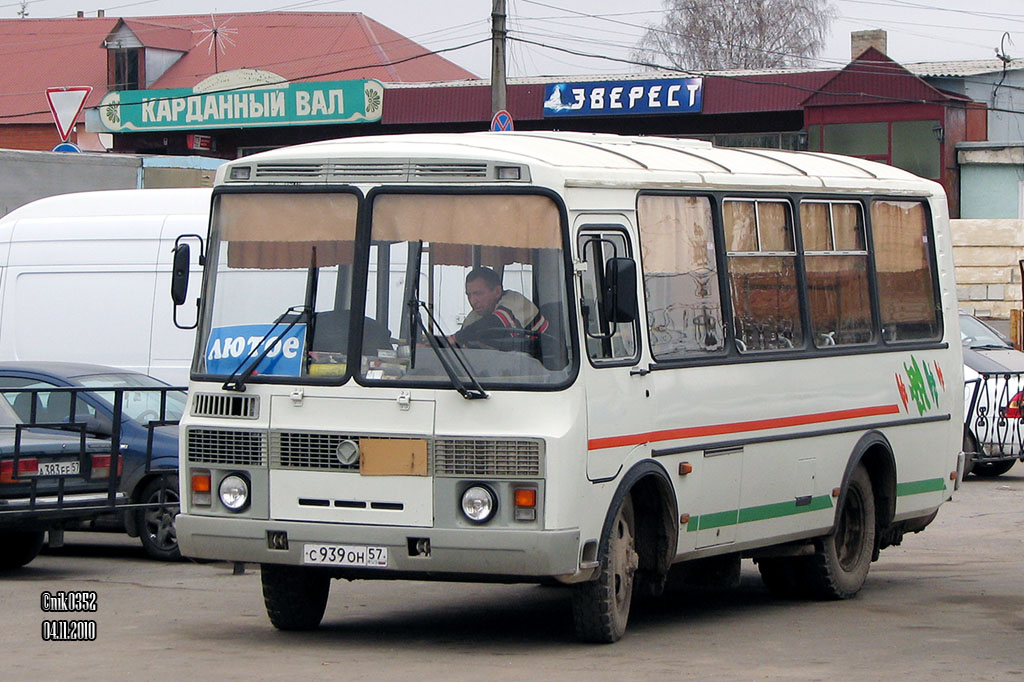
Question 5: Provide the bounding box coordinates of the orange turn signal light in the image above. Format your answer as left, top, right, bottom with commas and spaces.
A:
514, 488, 536, 508
192, 472, 211, 493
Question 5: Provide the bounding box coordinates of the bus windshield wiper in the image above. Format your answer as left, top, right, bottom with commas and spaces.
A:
223, 247, 319, 393
410, 299, 488, 400
222, 305, 308, 392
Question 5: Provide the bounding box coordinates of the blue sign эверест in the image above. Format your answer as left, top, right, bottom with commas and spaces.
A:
543, 77, 703, 118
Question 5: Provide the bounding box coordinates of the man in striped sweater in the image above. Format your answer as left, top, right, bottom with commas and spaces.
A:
450, 267, 548, 348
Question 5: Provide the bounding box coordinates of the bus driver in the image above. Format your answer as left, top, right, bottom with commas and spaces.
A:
449, 267, 548, 347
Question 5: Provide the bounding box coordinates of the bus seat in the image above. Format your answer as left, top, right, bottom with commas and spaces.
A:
539, 302, 569, 370
313, 310, 394, 354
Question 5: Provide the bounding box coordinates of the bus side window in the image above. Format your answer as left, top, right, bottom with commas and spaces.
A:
724, 199, 803, 353
801, 201, 874, 347
637, 194, 725, 361
578, 231, 637, 363
871, 200, 941, 342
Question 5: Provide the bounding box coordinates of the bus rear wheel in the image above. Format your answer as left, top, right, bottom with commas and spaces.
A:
571, 494, 638, 643
261, 564, 331, 630
803, 465, 875, 599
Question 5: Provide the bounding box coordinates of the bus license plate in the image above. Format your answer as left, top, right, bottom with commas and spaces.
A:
302, 543, 388, 567
38, 461, 80, 476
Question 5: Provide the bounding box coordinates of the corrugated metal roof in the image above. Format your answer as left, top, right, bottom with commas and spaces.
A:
0, 12, 476, 126
906, 58, 1024, 78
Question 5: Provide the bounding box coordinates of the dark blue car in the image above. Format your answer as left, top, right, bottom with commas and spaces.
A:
0, 362, 185, 560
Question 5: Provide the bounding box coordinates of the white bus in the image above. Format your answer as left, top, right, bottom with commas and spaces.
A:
174, 132, 964, 642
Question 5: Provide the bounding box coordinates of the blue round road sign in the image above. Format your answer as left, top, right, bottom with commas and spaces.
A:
490, 110, 514, 132
52, 142, 82, 153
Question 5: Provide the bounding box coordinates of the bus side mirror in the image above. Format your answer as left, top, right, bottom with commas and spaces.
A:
171, 243, 190, 306
172, 234, 205, 330
602, 257, 638, 323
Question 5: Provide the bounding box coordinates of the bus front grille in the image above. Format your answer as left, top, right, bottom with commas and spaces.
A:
191, 393, 259, 419
187, 428, 266, 466
271, 432, 359, 471
433, 438, 543, 478
269, 432, 434, 472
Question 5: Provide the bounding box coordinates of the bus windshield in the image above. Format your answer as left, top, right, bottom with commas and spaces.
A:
197, 190, 574, 389
363, 192, 573, 388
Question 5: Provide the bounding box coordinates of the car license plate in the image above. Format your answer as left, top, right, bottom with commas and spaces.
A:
37, 461, 80, 476
302, 543, 388, 567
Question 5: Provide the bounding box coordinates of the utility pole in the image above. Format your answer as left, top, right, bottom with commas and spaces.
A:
491, 0, 507, 115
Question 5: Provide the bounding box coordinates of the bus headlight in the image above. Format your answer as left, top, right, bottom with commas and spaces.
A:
219, 474, 250, 512
461, 485, 497, 523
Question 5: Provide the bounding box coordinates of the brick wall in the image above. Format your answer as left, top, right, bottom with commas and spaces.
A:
0, 124, 70, 151
952, 218, 1024, 318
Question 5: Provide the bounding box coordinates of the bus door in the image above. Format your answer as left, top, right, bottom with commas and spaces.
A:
633, 193, 739, 550
577, 220, 648, 482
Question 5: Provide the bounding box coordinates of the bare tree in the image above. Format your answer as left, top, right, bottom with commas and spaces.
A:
633, 0, 837, 71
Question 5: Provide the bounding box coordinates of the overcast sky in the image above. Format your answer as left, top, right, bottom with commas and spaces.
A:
5, 0, 1024, 78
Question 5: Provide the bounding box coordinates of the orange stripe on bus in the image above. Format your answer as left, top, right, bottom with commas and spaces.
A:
587, 404, 902, 451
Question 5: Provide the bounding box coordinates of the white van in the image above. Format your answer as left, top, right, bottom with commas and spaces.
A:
0, 188, 210, 385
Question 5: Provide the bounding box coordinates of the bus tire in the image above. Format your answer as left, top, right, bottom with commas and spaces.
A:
571, 494, 638, 643
0, 530, 45, 569
803, 465, 875, 600
261, 564, 331, 630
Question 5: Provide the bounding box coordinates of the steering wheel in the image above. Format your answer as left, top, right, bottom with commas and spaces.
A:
465, 326, 541, 352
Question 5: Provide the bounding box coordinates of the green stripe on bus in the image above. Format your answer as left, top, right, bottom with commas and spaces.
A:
698, 510, 739, 530
684, 480, 944, 534
896, 478, 947, 496
688, 495, 834, 532
738, 495, 834, 523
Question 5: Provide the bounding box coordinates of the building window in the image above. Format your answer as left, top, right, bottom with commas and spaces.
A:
110, 48, 140, 90
809, 121, 941, 180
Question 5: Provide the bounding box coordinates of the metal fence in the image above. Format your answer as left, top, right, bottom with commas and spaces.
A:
964, 372, 1024, 462
0, 385, 182, 525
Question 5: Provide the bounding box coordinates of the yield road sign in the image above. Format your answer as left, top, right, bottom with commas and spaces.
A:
45, 86, 92, 142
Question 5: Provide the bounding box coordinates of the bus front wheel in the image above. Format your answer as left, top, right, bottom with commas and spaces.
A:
261, 564, 331, 630
571, 494, 638, 643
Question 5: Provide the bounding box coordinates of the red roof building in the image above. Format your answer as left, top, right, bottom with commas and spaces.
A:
0, 12, 476, 151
